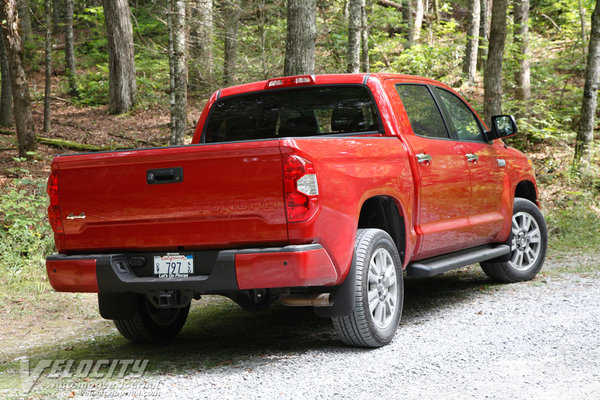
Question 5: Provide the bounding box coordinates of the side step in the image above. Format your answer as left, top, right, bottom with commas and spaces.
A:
406, 244, 511, 278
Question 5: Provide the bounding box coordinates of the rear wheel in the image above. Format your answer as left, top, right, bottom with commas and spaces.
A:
481, 198, 548, 283
332, 229, 404, 348
114, 295, 190, 343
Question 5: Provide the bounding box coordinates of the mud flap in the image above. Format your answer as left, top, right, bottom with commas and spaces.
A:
98, 293, 138, 320
313, 254, 356, 318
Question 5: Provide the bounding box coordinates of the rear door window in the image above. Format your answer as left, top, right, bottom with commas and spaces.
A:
395, 84, 450, 139
204, 85, 380, 143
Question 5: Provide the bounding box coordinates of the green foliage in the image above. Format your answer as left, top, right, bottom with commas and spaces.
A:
72, 64, 110, 106
0, 179, 55, 288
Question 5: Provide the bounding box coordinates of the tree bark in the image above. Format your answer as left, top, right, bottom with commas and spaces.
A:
64, 0, 77, 96
222, 0, 241, 86
483, 0, 508, 127
462, 0, 480, 85
477, 0, 491, 71
514, 0, 531, 108
103, 0, 137, 114
190, 0, 214, 87
17, 0, 31, 57
347, 0, 361, 73
0, 0, 36, 157
44, 0, 52, 132
413, 0, 424, 43
360, 0, 369, 72
403, 0, 413, 46
169, 0, 187, 145
574, 0, 600, 165
0, 33, 12, 127
284, 0, 316, 76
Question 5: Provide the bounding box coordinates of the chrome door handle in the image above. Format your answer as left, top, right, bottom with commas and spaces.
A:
416, 153, 432, 164
466, 153, 479, 163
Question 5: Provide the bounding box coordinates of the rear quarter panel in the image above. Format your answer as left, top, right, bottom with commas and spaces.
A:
281, 137, 415, 284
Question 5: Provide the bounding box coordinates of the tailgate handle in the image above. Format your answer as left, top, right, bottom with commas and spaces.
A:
147, 167, 183, 184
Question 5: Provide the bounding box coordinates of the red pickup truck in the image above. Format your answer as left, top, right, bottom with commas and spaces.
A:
46, 73, 547, 347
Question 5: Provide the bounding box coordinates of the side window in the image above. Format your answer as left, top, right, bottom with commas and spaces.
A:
434, 88, 484, 142
395, 84, 449, 139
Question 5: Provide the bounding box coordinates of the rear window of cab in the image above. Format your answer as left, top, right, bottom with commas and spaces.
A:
204, 85, 381, 143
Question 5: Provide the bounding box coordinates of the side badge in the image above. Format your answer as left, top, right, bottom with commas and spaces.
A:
67, 212, 86, 220
497, 159, 506, 168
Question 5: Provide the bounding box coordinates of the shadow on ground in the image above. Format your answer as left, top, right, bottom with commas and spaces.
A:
5, 267, 498, 374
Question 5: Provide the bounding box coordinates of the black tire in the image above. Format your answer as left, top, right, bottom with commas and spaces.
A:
332, 229, 404, 348
481, 198, 548, 283
114, 295, 190, 343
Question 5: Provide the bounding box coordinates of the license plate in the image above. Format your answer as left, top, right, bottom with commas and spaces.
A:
154, 254, 194, 278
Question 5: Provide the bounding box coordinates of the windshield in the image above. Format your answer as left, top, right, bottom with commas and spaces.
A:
204, 85, 380, 143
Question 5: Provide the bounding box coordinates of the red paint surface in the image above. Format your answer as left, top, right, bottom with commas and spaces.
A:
46, 259, 98, 293
235, 248, 338, 290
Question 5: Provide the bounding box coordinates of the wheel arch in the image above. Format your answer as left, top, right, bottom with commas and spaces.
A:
515, 180, 538, 205
357, 195, 407, 265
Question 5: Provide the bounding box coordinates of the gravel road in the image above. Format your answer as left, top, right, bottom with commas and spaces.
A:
152, 254, 600, 400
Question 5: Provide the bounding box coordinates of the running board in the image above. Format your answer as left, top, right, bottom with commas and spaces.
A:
406, 244, 511, 278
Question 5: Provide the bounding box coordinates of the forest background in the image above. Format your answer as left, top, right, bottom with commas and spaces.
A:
0, 0, 599, 301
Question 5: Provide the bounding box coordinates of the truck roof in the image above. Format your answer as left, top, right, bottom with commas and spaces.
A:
217, 73, 446, 98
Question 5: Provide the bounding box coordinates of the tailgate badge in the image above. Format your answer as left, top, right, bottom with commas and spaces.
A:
67, 212, 86, 220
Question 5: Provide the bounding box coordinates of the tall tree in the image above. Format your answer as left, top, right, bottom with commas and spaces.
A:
462, 0, 480, 85
412, 0, 424, 43
17, 0, 31, 57
360, 0, 369, 71
574, 0, 600, 165
0, 0, 36, 157
347, 0, 361, 72
514, 0, 531, 109
477, 0, 491, 71
284, 0, 316, 76
102, 0, 137, 114
402, 0, 413, 46
0, 34, 12, 127
222, 0, 241, 86
44, 0, 52, 132
169, 0, 187, 145
64, 0, 77, 96
190, 0, 214, 87
483, 0, 508, 126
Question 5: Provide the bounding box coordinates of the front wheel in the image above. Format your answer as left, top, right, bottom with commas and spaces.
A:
481, 198, 548, 283
332, 229, 404, 348
114, 295, 190, 343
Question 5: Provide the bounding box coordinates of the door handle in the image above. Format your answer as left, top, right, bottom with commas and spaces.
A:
416, 153, 432, 164
466, 153, 479, 163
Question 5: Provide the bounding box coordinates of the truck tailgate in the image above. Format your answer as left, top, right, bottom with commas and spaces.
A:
54, 141, 287, 252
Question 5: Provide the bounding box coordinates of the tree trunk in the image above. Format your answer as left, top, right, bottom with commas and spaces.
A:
347, 0, 361, 73
64, 0, 77, 96
222, 0, 241, 86
403, 0, 413, 46
17, 0, 31, 58
0, 0, 36, 157
360, 0, 369, 72
284, 0, 316, 76
169, 0, 187, 145
514, 0, 531, 109
0, 33, 12, 127
462, 0, 480, 85
483, 0, 508, 126
580, 0, 587, 59
574, 0, 600, 165
190, 0, 214, 87
103, 0, 137, 114
477, 0, 491, 71
44, 0, 52, 132
53, 0, 62, 30
413, 0, 424, 43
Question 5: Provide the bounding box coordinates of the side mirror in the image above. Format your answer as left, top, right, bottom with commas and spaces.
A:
484, 115, 518, 141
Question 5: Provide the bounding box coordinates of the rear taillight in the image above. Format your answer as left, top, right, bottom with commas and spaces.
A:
283, 155, 319, 223
47, 170, 64, 234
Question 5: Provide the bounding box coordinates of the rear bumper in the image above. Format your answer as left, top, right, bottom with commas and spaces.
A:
46, 244, 338, 294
